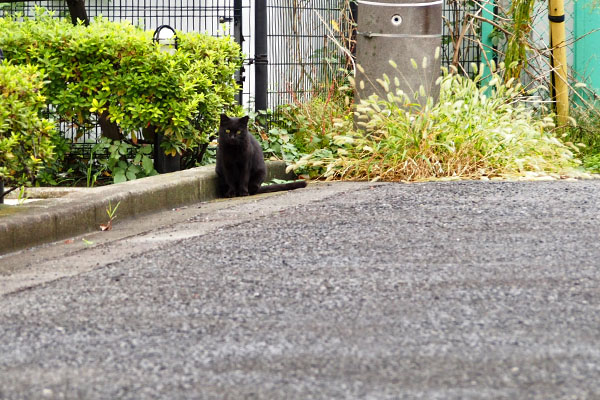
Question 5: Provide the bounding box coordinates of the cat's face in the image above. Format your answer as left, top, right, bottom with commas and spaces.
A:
219, 114, 249, 145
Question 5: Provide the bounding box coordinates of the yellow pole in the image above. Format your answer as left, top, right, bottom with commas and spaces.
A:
548, 0, 569, 125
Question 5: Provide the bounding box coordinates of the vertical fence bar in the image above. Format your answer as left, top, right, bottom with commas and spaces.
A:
233, 0, 244, 104
350, 0, 358, 57
233, 0, 243, 49
254, 0, 268, 112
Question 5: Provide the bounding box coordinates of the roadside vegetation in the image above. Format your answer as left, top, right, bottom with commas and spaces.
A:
0, 8, 241, 192
250, 0, 599, 182
0, 63, 60, 190
253, 62, 586, 182
1, 1, 600, 199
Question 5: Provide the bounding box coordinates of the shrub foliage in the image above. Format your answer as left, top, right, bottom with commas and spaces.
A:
0, 10, 242, 157
0, 63, 59, 187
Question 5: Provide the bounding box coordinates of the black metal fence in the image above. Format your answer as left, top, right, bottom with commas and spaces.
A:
264, 0, 355, 109
263, 0, 483, 108
0, 0, 483, 148
0, 1, 245, 37
442, 0, 483, 77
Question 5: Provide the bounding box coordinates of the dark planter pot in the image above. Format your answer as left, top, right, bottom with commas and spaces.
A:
153, 132, 181, 174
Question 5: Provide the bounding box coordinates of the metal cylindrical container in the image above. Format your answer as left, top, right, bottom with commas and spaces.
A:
355, 0, 443, 108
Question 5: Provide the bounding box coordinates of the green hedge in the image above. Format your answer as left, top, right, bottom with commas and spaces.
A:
0, 10, 242, 156
0, 63, 59, 187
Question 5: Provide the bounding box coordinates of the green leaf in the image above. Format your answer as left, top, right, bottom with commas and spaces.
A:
113, 170, 127, 184
126, 169, 137, 181
140, 145, 153, 155
118, 143, 129, 155
128, 164, 141, 175
0, 16, 243, 186
142, 156, 155, 174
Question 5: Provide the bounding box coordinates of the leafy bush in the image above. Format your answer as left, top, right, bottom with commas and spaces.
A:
0, 63, 59, 187
290, 64, 583, 181
562, 104, 600, 172
248, 82, 353, 167
92, 138, 157, 184
0, 9, 242, 158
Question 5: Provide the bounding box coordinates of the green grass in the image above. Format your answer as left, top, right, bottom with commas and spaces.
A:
289, 64, 586, 181
562, 103, 600, 173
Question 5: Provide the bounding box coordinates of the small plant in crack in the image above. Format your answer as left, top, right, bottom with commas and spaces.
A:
100, 200, 121, 231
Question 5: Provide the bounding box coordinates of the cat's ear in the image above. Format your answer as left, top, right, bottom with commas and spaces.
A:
240, 115, 249, 125
220, 113, 229, 123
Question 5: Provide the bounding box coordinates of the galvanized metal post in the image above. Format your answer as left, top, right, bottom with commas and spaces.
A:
355, 0, 443, 108
254, 0, 268, 112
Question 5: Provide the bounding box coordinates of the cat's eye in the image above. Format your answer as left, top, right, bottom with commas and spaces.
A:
225, 129, 231, 134
235, 130, 241, 135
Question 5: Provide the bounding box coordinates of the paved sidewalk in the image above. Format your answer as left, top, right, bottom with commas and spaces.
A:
0, 161, 294, 255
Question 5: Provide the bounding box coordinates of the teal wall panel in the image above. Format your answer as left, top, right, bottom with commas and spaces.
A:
574, 1, 600, 95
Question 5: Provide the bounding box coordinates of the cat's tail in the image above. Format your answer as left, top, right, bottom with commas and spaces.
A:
257, 180, 307, 194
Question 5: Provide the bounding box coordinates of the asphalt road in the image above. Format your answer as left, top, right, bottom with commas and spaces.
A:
1, 180, 600, 399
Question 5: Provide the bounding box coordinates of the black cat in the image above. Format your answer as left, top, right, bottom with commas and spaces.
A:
215, 114, 307, 197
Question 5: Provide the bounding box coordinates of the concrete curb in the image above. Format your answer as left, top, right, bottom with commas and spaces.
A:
0, 161, 296, 255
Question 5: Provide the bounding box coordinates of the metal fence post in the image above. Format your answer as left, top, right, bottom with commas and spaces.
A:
349, 1, 359, 58
153, 131, 181, 174
233, 0, 244, 104
254, 0, 268, 112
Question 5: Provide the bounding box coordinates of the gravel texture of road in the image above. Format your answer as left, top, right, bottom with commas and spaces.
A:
1, 180, 599, 399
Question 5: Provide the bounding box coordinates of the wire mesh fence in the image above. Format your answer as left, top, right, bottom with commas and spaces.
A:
442, 0, 482, 77
0, 0, 245, 37
529, 0, 576, 93
265, 0, 482, 108
265, 0, 355, 109
0, 0, 485, 152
